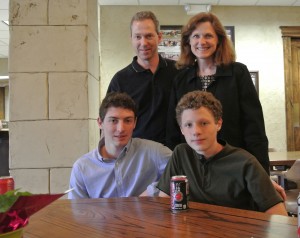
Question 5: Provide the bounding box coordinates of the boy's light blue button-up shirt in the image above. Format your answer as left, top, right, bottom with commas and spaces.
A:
68, 138, 171, 199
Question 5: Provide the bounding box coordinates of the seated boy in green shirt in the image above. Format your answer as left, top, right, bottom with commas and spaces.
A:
157, 91, 287, 216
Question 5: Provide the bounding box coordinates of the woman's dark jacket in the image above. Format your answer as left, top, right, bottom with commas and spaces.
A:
166, 62, 270, 174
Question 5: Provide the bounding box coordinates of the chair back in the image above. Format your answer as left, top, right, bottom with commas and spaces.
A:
285, 159, 300, 182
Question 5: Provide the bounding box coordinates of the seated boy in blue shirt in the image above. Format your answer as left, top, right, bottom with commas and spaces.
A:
69, 92, 171, 199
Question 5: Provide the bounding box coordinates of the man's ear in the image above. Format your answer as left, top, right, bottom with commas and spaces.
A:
158, 31, 163, 44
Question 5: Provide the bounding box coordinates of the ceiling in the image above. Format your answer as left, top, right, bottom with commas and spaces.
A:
99, 0, 300, 6
0, 0, 300, 58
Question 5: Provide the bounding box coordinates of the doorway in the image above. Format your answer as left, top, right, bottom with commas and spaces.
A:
281, 26, 300, 151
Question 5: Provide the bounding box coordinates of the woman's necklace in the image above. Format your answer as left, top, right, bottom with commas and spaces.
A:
197, 66, 216, 91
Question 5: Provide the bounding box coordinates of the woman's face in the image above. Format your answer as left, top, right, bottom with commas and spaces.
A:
189, 21, 218, 61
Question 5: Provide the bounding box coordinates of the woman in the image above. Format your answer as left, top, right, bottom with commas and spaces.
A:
167, 12, 269, 175
166, 12, 286, 199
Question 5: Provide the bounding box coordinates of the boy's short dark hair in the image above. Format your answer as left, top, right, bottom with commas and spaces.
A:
99, 92, 137, 120
175, 91, 222, 126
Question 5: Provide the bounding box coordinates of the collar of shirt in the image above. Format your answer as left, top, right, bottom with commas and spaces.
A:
186, 64, 233, 83
195, 139, 228, 164
131, 55, 169, 73
97, 137, 132, 163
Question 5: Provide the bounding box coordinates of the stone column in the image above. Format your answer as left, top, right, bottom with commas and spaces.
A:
9, 0, 99, 194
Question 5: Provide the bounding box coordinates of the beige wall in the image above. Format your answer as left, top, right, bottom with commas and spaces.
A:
0, 58, 8, 75
213, 7, 300, 152
0, 58, 8, 120
8, 0, 99, 195
99, 5, 300, 152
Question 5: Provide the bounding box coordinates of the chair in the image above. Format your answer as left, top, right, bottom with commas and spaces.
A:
271, 159, 300, 217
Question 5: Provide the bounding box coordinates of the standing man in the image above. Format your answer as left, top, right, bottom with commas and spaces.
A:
68, 92, 171, 199
107, 11, 179, 145
157, 91, 287, 216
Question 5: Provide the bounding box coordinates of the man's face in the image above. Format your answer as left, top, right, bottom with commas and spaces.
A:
98, 107, 136, 151
131, 19, 162, 63
180, 107, 222, 158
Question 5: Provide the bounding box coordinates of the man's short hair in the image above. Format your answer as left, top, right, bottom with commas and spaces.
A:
130, 11, 160, 34
175, 91, 222, 126
99, 92, 137, 121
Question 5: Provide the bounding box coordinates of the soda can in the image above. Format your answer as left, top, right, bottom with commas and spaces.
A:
0, 176, 15, 194
170, 175, 189, 212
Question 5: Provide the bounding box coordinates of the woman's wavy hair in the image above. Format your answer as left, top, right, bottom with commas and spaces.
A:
176, 12, 236, 69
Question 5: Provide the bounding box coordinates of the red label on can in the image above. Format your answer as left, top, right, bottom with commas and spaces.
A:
170, 175, 189, 212
0, 176, 15, 194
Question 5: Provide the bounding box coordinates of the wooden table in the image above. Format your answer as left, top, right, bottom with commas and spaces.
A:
23, 197, 297, 238
269, 151, 300, 169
